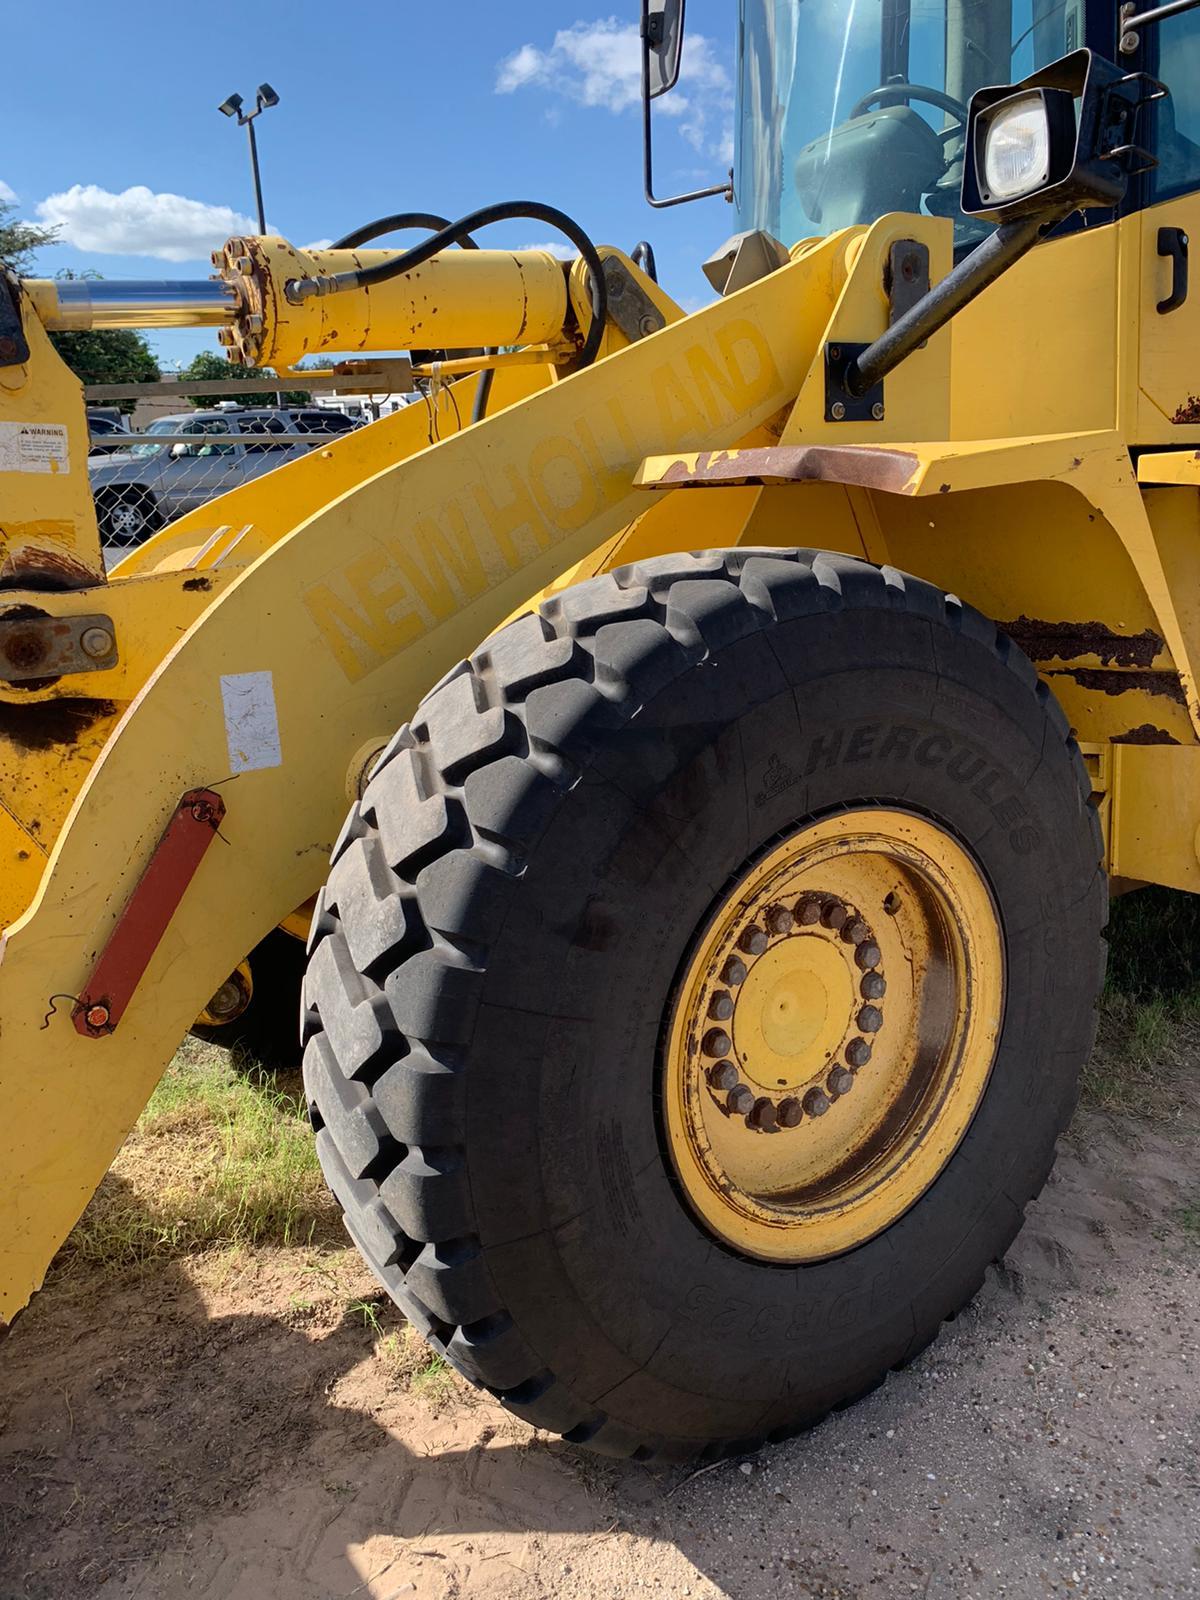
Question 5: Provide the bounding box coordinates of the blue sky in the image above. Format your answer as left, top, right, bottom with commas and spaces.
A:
5, 1, 739, 370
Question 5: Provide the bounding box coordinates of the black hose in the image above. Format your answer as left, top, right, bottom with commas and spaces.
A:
293, 199, 609, 371
330, 212, 492, 421
631, 240, 658, 282
332, 212, 478, 251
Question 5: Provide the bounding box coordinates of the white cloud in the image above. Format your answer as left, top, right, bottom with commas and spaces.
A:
0, 180, 17, 204
34, 184, 258, 263
496, 18, 732, 160
301, 238, 334, 252
517, 240, 575, 260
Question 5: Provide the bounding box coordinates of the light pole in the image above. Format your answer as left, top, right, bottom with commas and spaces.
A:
217, 84, 280, 235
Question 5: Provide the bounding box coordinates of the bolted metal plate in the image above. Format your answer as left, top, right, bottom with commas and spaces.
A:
602, 257, 667, 345
824, 342, 885, 424
0, 611, 119, 683
886, 240, 931, 326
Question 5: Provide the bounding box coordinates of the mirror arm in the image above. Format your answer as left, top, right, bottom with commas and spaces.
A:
1120, 0, 1200, 52
641, 2, 734, 209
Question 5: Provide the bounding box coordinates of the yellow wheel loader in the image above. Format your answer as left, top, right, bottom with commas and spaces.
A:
4, 0, 1200, 1460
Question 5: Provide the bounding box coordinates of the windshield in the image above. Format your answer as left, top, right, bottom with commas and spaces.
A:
129, 417, 234, 458
735, 0, 1084, 250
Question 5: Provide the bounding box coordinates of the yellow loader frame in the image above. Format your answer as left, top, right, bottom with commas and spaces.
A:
2, 198, 1199, 1328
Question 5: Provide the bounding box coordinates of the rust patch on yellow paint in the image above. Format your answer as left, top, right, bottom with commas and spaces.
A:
1112, 724, 1180, 745
999, 617, 1165, 668
652, 444, 920, 494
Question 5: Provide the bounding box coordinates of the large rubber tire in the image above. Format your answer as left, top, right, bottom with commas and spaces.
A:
302, 549, 1105, 1460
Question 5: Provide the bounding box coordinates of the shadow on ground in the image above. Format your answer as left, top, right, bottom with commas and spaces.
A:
2, 1100, 1199, 1600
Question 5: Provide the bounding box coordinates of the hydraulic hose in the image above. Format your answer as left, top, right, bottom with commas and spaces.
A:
289, 200, 609, 372
330, 213, 495, 419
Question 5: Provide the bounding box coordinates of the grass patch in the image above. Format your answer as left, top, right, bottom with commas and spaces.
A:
1176, 1194, 1200, 1241
61, 1037, 338, 1274
347, 1295, 462, 1408
1083, 888, 1200, 1116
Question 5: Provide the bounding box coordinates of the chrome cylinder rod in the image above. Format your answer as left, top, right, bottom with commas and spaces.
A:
30, 278, 239, 332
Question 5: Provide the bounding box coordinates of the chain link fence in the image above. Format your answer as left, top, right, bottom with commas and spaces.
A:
85, 372, 414, 549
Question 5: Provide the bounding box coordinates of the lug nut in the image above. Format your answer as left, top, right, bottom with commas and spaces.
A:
854, 940, 882, 970
828, 1065, 855, 1098
795, 896, 822, 925
766, 904, 795, 936
708, 1059, 739, 1092
846, 1037, 872, 1069
857, 1005, 883, 1033
821, 901, 848, 931
739, 925, 768, 956
777, 1096, 803, 1128
703, 1028, 733, 1058
871, 402, 885, 422
709, 991, 734, 1021
79, 625, 114, 660
860, 971, 886, 1001
831, 401, 846, 421
747, 1096, 778, 1131
727, 1084, 754, 1116
721, 956, 747, 987
803, 1087, 831, 1117
841, 917, 869, 945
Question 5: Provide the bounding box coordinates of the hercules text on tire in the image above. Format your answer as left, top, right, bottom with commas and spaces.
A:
302, 549, 1105, 1460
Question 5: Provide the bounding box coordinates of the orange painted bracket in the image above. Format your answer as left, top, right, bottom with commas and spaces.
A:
73, 788, 226, 1038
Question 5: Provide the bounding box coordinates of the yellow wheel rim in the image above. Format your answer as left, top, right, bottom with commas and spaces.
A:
663, 809, 1004, 1262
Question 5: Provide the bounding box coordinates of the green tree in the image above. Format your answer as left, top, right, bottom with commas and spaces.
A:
0, 200, 56, 273
49, 329, 161, 413
183, 349, 310, 408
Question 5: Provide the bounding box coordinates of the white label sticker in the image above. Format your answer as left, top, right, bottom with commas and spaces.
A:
221, 671, 283, 774
0, 421, 69, 474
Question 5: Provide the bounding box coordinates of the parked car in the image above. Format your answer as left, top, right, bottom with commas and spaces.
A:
89, 409, 337, 545
86, 410, 132, 456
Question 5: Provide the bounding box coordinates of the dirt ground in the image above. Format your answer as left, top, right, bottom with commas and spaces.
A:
2, 1084, 1199, 1600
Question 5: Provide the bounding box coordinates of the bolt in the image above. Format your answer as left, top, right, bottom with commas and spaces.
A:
190, 800, 216, 824
235, 255, 254, 276
708, 1059, 739, 1092
726, 1084, 754, 1116
747, 1097, 778, 1132
860, 971, 887, 1001
205, 976, 248, 1021
739, 925, 768, 957
803, 1087, 831, 1118
766, 904, 795, 936
829, 345, 841, 361
211, 250, 223, 267
841, 917, 869, 945
709, 991, 734, 1022
218, 328, 235, 347
703, 1027, 733, 1058
85, 1002, 111, 1031
855, 940, 882, 970
831, 401, 846, 421
79, 625, 114, 660
821, 901, 848, 932
721, 956, 747, 987
846, 1037, 872, 1069
777, 1096, 803, 1128
871, 402, 885, 421
246, 313, 264, 334
828, 1065, 855, 1098
638, 313, 659, 337
857, 1005, 884, 1034
795, 896, 823, 926
3, 631, 46, 672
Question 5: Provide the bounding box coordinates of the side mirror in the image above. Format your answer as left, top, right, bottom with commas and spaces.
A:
644, 0, 684, 99
640, 0, 733, 209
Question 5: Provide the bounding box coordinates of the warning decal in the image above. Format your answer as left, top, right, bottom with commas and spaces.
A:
0, 422, 70, 474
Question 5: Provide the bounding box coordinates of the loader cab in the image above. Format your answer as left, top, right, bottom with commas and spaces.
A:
733, 0, 1097, 251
